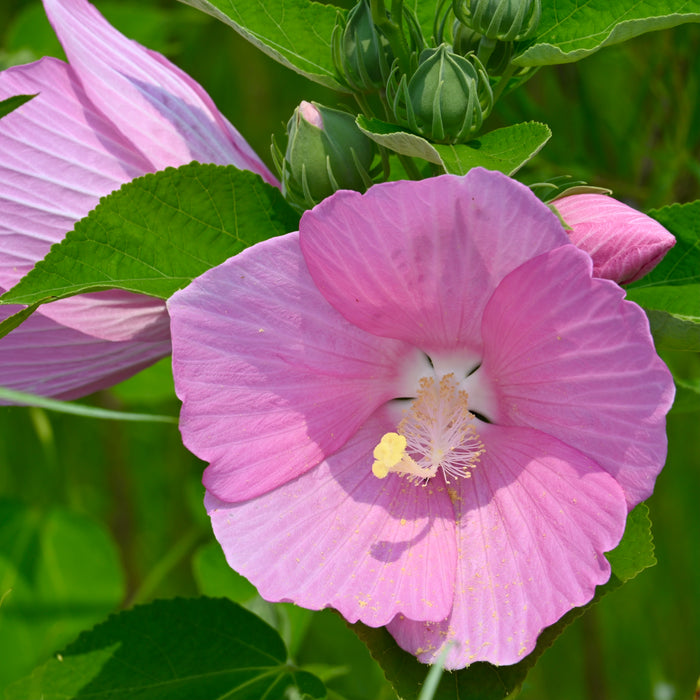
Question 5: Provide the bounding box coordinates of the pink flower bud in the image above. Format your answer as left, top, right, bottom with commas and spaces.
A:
553, 194, 675, 284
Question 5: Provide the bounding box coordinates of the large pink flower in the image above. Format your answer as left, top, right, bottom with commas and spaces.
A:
0, 0, 275, 399
168, 169, 674, 668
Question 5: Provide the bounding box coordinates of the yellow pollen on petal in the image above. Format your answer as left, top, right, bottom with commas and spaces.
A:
371, 373, 484, 485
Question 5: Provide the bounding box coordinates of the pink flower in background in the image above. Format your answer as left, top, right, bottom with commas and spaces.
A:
169, 168, 674, 668
553, 193, 675, 284
0, 0, 275, 399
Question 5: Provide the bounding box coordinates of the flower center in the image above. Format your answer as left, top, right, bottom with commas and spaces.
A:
371, 373, 484, 484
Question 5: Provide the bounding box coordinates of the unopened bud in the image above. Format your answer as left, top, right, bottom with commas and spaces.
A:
388, 44, 493, 144
552, 193, 676, 284
332, 0, 393, 92
275, 101, 376, 208
453, 0, 541, 41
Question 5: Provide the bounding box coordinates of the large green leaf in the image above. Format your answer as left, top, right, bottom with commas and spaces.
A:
176, 0, 345, 89
515, 0, 700, 66
0, 93, 36, 119
7, 597, 326, 699
626, 201, 700, 351
357, 117, 551, 175
351, 503, 655, 700
0, 163, 299, 323
0, 500, 125, 690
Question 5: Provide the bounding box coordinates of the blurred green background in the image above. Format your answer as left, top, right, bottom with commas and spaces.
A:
1, 2, 699, 698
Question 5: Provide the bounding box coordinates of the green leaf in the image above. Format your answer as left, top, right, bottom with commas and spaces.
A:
350, 503, 654, 700
626, 201, 700, 351
7, 597, 326, 700
0, 500, 125, 690
432, 123, 551, 176
0, 386, 178, 423
0, 163, 299, 311
177, 0, 345, 90
515, 0, 700, 67
357, 117, 551, 175
0, 93, 36, 119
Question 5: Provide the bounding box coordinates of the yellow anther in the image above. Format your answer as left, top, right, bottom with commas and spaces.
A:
370, 373, 484, 485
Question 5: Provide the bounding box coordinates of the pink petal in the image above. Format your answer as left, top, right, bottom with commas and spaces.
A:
0, 299, 170, 401
37, 291, 170, 343
299, 169, 569, 354
478, 244, 674, 508
43, 0, 277, 183
553, 194, 675, 284
0, 56, 153, 292
168, 233, 422, 503
206, 414, 457, 627
388, 424, 627, 668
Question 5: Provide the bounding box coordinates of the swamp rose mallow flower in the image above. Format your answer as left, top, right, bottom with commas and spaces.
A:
169, 168, 674, 668
0, 0, 275, 399
553, 193, 675, 284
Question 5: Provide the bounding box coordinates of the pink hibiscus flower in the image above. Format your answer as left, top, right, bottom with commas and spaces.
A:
0, 0, 275, 399
168, 169, 674, 668
553, 193, 675, 284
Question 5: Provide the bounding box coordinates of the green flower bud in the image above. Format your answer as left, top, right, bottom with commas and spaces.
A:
453, 0, 541, 41
388, 44, 493, 144
331, 0, 393, 92
275, 101, 376, 209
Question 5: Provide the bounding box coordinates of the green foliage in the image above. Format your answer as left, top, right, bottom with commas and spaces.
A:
6, 597, 326, 699
0, 501, 125, 690
0, 93, 35, 118
515, 0, 700, 66
176, 0, 345, 89
351, 503, 655, 700
357, 116, 551, 174
626, 201, 700, 351
0, 163, 299, 329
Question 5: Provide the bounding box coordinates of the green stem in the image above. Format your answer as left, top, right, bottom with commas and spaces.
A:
397, 153, 423, 180
127, 528, 202, 606
371, 0, 411, 74
491, 62, 517, 104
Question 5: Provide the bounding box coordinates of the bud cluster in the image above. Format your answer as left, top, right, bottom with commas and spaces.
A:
277, 0, 543, 208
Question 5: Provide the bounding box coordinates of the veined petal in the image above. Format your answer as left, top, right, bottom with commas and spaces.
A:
43, 0, 277, 183
37, 291, 170, 343
169, 233, 420, 503
299, 169, 568, 352
479, 244, 674, 508
0, 56, 153, 291
206, 415, 457, 627
388, 424, 627, 668
554, 194, 675, 284
0, 300, 170, 401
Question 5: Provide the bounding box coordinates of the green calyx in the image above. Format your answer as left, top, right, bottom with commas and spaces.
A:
332, 0, 394, 93
453, 0, 541, 42
274, 101, 377, 209
387, 44, 493, 144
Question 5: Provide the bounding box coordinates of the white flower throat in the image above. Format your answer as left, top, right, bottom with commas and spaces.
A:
371, 373, 484, 484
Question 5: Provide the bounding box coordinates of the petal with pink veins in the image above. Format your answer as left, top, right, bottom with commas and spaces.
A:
169, 233, 423, 503
553, 193, 675, 284
388, 424, 627, 668
0, 56, 154, 292
206, 414, 457, 627
477, 244, 674, 508
299, 169, 569, 353
42, 0, 277, 182
0, 299, 170, 401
